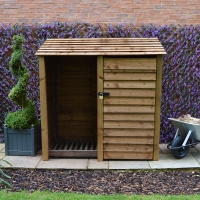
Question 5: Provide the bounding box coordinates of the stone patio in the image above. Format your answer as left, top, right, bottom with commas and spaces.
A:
1, 143, 200, 170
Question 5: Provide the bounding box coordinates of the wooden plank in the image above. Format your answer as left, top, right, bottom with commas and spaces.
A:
104, 69, 156, 73
57, 102, 96, 108
43, 37, 159, 41
58, 130, 96, 140
104, 129, 154, 137
38, 45, 164, 49
44, 41, 161, 44
57, 108, 96, 115
57, 98, 96, 104
104, 152, 153, 160
36, 52, 166, 56
104, 113, 154, 121
39, 56, 49, 161
56, 72, 96, 79
43, 42, 162, 45
56, 79, 96, 86
58, 114, 96, 121
58, 125, 97, 131
104, 144, 153, 152
104, 89, 155, 97
58, 120, 96, 126
39, 47, 164, 51
57, 68, 96, 73
103, 136, 153, 144
97, 55, 104, 161
57, 86, 96, 92
38, 37, 163, 41
104, 97, 155, 105
57, 105, 96, 112
104, 121, 154, 129
38, 47, 165, 51
42, 40, 161, 43
41, 43, 162, 47
40, 42, 162, 46
42, 39, 160, 43
41, 40, 162, 44
58, 135, 96, 141
153, 55, 162, 161
57, 107, 96, 114
44, 40, 160, 43
58, 127, 96, 134
104, 105, 155, 113
104, 58, 156, 70
57, 66, 96, 72
104, 81, 155, 89
41, 45, 164, 48
57, 94, 96, 101
49, 150, 97, 158
104, 72, 156, 80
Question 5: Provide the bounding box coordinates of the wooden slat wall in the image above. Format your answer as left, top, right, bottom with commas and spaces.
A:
103, 58, 156, 160
56, 56, 97, 140
45, 57, 55, 147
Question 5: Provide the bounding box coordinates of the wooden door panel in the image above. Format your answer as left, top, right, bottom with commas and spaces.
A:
103, 58, 156, 160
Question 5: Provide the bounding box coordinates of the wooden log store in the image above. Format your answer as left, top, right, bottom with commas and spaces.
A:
36, 38, 166, 161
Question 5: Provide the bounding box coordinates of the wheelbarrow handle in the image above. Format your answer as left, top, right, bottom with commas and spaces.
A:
173, 128, 179, 140
182, 129, 192, 147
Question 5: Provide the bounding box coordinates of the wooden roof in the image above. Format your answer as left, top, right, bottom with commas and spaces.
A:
35, 38, 166, 56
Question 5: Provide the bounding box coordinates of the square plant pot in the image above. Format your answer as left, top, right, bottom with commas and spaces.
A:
4, 124, 41, 156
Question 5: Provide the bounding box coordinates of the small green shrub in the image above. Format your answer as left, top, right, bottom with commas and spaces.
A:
4, 35, 38, 129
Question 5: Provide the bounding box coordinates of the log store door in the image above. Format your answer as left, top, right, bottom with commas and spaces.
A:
97, 57, 156, 161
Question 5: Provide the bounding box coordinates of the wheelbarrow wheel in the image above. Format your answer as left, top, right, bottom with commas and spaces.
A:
171, 135, 189, 159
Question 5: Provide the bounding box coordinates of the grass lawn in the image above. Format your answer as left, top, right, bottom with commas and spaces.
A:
0, 190, 200, 200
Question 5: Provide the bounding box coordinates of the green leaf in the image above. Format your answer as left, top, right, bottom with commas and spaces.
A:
0, 178, 12, 188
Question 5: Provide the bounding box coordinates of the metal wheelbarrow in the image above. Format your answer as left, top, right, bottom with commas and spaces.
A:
167, 118, 200, 159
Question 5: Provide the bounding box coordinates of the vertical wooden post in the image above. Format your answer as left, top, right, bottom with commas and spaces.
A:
97, 56, 104, 161
153, 55, 163, 161
39, 56, 49, 161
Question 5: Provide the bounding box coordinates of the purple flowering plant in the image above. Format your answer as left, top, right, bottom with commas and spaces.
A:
0, 22, 199, 143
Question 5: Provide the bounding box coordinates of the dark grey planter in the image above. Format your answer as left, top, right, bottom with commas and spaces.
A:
4, 124, 41, 156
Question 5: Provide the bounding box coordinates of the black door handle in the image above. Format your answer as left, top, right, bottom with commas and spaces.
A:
98, 92, 110, 96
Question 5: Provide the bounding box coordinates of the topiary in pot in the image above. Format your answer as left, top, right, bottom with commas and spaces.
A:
4, 35, 41, 156
5, 35, 39, 129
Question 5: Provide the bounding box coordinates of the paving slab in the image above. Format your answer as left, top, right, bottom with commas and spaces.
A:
191, 152, 200, 164
36, 158, 88, 169
189, 147, 198, 153
195, 144, 200, 152
88, 159, 108, 169
0, 143, 5, 151
159, 143, 171, 154
109, 161, 150, 169
1, 155, 42, 168
149, 153, 200, 169
1, 148, 5, 153
0, 152, 5, 159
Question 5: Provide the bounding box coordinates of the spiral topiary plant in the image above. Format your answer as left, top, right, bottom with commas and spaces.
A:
5, 35, 39, 130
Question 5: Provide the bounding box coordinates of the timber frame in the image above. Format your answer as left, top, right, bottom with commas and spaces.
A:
36, 38, 166, 161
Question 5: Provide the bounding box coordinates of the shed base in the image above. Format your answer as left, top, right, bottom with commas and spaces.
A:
49, 139, 97, 158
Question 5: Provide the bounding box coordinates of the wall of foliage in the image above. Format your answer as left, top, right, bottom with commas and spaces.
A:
0, 22, 199, 143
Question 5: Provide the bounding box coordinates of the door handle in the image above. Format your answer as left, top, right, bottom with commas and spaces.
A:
98, 92, 110, 96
